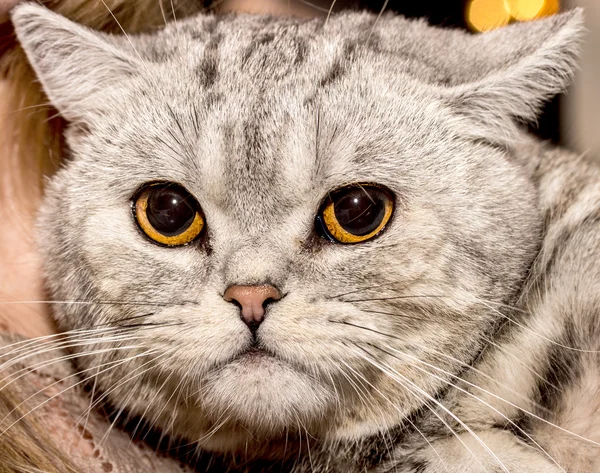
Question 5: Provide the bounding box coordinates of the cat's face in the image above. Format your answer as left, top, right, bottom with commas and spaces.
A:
13, 4, 581, 454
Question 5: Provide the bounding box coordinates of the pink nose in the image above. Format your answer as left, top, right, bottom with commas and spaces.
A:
223, 285, 282, 329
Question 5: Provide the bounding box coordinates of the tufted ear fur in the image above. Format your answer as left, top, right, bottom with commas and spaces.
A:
442, 9, 584, 144
11, 3, 142, 123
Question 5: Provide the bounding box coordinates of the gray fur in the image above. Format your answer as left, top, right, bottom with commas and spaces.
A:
12, 3, 600, 471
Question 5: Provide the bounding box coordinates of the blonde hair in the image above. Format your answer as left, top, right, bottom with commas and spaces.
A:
0, 382, 78, 473
0, 2, 202, 471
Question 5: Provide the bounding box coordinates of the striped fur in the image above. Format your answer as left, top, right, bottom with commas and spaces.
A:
11, 4, 599, 471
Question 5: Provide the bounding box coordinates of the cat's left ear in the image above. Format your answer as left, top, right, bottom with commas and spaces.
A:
442, 9, 584, 144
11, 3, 142, 123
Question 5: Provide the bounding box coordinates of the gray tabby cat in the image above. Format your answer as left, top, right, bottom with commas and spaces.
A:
11, 2, 600, 471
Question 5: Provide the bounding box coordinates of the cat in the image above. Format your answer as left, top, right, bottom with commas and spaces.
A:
10, 2, 600, 471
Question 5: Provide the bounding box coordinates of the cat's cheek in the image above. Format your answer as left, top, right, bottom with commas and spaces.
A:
80, 207, 209, 288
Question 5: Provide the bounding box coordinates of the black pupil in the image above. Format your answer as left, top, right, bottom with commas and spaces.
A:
146, 186, 196, 236
333, 188, 387, 236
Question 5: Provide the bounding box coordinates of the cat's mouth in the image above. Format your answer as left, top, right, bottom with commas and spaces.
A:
234, 346, 275, 362
217, 343, 307, 374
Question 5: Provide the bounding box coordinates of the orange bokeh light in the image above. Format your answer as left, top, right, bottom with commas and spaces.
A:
467, 0, 511, 32
467, 0, 560, 32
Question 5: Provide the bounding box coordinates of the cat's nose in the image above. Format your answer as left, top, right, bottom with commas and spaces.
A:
223, 285, 282, 330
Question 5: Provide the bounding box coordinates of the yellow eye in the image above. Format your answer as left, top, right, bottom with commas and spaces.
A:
318, 185, 394, 244
134, 183, 204, 246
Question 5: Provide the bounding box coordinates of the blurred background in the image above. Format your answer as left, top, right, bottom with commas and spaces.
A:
222, 0, 599, 158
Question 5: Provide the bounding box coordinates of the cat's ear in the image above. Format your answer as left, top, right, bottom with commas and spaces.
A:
11, 3, 142, 123
441, 10, 584, 144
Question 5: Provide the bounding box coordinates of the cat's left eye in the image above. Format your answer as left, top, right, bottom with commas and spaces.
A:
316, 184, 394, 244
133, 183, 204, 246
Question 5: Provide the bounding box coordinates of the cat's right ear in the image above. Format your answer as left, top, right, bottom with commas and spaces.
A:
11, 3, 142, 123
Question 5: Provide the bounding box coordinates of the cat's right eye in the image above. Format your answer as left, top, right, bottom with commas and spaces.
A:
133, 183, 204, 246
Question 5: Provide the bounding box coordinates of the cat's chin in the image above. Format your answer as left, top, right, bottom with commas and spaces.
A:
192, 353, 332, 451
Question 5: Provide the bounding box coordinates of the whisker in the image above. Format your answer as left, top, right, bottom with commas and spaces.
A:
372, 343, 567, 472
472, 296, 600, 354
98, 0, 144, 61
352, 345, 508, 472
73, 351, 170, 427
0, 333, 144, 377
170, 0, 178, 30
296, 0, 330, 13
140, 371, 184, 442
367, 0, 389, 43
158, 0, 168, 27
327, 281, 407, 300
353, 310, 428, 322
480, 334, 561, 393
0, 342, 144, 394
379, 342, 600, 449
325, 0, 337, 25
337, 353, 449, 472
0, 349, 157, 436
98, 383, 138, 447
341, 295, 444, 303
0, 327, 115, 358
0, 300, 188, 307
335, 318, 569, 424
339, 288, 600, 353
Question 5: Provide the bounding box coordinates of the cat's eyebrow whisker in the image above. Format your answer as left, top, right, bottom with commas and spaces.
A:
296, 0, 330, 14
367, 0, 390, 43
369, 343, 567, 472
170, 0, 178, 30
98, 0, 144, 62
325, 0, 337, 25
351, 346, 508, 473
158, 0, 168, 27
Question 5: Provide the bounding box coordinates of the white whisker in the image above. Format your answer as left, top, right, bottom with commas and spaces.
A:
351, 347, 507, 473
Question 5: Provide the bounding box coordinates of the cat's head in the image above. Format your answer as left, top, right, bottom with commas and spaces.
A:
12, 3, 582, 454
